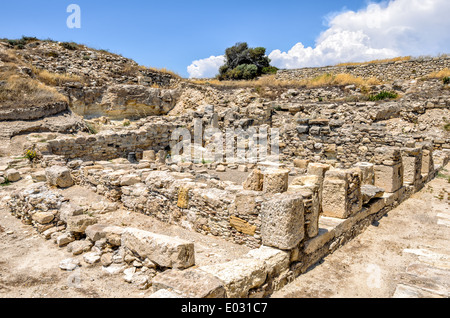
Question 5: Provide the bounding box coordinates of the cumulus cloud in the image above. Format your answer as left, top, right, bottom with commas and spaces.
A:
269, 0, 450, 69
188, 0, 450, 76
187, 55, 225, 78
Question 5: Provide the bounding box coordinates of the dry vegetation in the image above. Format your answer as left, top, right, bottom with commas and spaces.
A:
0, 49, 67, 108
33, 69, 85, 87
147, 66, 181, 79
336, 56, 412, 67
426, 68, 450, 79
190, 73, 381, 90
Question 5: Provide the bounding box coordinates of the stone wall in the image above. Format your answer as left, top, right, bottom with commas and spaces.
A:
276, 56, 450, 82
39, 120, 174, 161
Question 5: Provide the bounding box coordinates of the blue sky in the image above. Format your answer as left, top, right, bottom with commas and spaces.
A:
1, 0, 449, 78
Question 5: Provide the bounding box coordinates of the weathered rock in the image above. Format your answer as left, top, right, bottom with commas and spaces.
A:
32, 212, 55, 225
199, 258, 267, 298
59, 202, 84, 223
67, 240, 93, 255
354, 162, 375, 185
121, 228, 195, 269
45, 166, 74, 188
56, 233, 75, 247
83, 252, 101, 264
85, 224, 109, 242
246, 245, 290, 277
59, 258, 80, 271
293, 159, 310, 169
66, 215, 98, 234
263, 169, 289, 194
152, 268, 226, 298
322, 169, 362, 219
260, 192, 304, 250
5, 169, 21, 182
374, 164, 403, 193
361, 185, 385, 204
243, 169, 263, 191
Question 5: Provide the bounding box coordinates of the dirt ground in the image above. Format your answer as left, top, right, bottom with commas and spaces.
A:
0, 178, 250, 298
273, 167, 450, 298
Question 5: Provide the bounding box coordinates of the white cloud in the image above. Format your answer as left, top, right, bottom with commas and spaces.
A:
269, 0, 450, 69
187, 55, 225, 78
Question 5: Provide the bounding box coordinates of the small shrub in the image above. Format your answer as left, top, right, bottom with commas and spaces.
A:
46, 51, 59, 58
60, 42, 78, 51
368, 91, 398, 101
443, 77, 450, 85
444, 123, 450, 132
85, 122, 98, 135
1, 177, 10, 187
123, 120, 131, 127
24, 149, 37, 161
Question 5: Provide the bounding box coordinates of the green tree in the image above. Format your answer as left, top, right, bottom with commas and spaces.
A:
218, 42, 278, 80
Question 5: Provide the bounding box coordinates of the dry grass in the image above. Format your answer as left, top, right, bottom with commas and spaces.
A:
0, 73, 67, 108
34, 69, 84, 86
336, 56, 411, 67
191, 73, 381, 89
426, 68, 450, 79
147, 66, 181, 79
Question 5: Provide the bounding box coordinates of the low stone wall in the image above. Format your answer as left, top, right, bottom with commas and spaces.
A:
276, 56, 450, 82
39, 121, 174, 161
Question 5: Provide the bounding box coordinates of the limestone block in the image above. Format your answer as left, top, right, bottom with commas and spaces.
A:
361, 185, 385, 204
242, 169, 263, 191
306, 163, 330, 213
85, 224, 108, 241
401, 147, 423, 184
59, 202, 84, 223
293, 159, 310, 169
373, 147, 402, 166
56, 233, 75, 247
121, 228, 195, 269
156, 150, 167, 164
199, 258, 267, 298
32, 212, 55, 225
229, 216, 257, 236
374, 163, 403, 193
142, 150, 156, 161
45, 166, 74, 188
261, 192, 304, 250
263, 169, 289, 194
5, 169, 21, 182
152, 268, 226, 298
322, 175, 348, 219
246, 245, 290, 277
234, 190, 262, 216
177, 186, 190, 209
421, 149, 434, 175
120, 174, 141, 186
354, 162, 375, 185
103, 226, 125, 246
307, 163, 330, 180
31, 170, 47, 183
66, 215, 98, 234
322, 169, 362, 219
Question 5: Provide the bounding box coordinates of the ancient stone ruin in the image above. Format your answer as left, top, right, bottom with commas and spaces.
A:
1, 40, 449, 298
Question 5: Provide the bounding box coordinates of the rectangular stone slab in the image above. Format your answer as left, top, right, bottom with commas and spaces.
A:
121, 228, 195, 269
152, 268, 226, 298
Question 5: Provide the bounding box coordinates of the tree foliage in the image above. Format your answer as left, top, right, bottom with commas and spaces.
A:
218, 42, 278, 80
